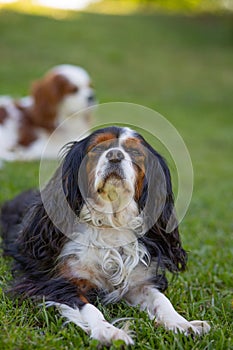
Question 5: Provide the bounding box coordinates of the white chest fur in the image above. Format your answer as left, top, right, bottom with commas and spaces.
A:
59, 208, 151, 302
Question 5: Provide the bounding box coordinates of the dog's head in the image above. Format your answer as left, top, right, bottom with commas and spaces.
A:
61, 127, 158, 217
31, 64, 95, 130
51, 65, 96, 118
84, 127, 146, 213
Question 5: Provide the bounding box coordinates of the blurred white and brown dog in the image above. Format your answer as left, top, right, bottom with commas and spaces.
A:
0, 65, 96, 161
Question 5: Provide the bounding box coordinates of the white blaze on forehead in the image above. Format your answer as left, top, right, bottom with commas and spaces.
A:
119, 127, 137, 146
50, 64, 91, 87
96, 127, 137, 159
94, 128, 137, 193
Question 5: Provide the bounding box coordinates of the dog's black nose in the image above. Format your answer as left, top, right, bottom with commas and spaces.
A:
87, 94, 95, 104
106, 149, 125, 163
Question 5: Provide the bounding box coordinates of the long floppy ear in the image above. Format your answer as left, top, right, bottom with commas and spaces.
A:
31, 73, 78, 131
38, 137, 90, 239
61, 137, 89, 214
138, 140, 187, 273
10, 137, 90, 279
30, 77, 58, 130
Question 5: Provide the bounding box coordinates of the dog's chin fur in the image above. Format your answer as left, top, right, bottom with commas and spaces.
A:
95, 179, 134, 217
0, 126, 210, 345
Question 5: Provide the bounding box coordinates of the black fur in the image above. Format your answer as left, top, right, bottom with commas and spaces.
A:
1, 126, 187, 306
137, 133, 187, 273
1, 189, 38, 256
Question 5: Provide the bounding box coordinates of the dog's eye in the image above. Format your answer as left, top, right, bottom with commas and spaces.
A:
127, 148, 142, 157
70, 85, 79, 93
92, 145, 105, 153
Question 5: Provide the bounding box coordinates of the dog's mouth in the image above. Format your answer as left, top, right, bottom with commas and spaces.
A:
101, 165, 125, 183
96, 168, 128, 202
104, 169, 124, 183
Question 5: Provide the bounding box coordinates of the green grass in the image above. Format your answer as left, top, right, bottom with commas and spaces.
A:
0, 5, 233, 350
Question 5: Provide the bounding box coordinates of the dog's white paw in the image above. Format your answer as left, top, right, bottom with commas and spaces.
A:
165, 320, 210, 335
91, 322, 134, 345
188, 320, 211, 334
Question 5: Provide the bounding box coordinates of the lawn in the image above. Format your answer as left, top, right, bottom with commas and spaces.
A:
0, 4, 233, 350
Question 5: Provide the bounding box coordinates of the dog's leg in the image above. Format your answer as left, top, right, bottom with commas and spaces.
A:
49, 302, 134, 345
125, 286, 210, 335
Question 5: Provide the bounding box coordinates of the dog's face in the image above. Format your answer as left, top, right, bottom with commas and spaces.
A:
85, 128, 147, 212
31, 65, 96, 130
61, 126, 170, 232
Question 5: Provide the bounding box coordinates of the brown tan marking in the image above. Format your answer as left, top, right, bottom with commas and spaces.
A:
18, 117, 38, 147
71, 278, 97, 294
30, 73, 78, 131
79, 294, 89, 304
11, 103, 38, 147
87, 132, 117, 152
0, 106, 8, 124
59, 259, 97, 302
123, 137, 147, 200
86, 132, 118, 192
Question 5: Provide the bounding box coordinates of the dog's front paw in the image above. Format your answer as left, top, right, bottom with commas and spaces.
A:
164, 320, 210, 335
91, 322, 134, 345
188, 320, 211, 334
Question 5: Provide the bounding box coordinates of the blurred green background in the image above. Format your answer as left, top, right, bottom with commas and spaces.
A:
0, 1, 232, 349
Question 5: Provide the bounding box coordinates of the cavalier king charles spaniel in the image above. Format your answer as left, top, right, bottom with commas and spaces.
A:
0, 64, 95, 160
1, 126, 210, 345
